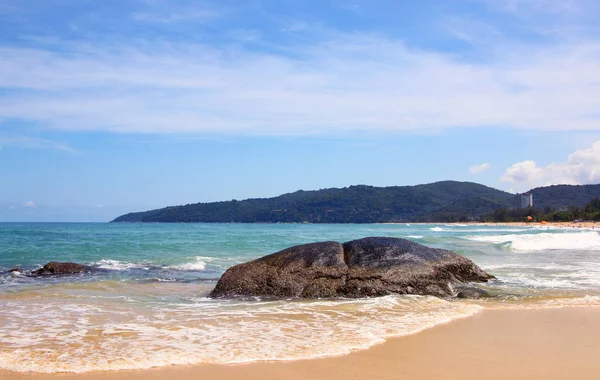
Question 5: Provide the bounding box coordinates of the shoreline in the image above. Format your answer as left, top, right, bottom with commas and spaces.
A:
421, 221, 600, 228
4, 306, 600, 380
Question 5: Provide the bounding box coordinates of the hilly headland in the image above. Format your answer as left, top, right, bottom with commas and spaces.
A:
112, 181, 600, 223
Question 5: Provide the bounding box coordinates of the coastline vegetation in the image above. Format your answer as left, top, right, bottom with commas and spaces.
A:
482, 198, 600, 223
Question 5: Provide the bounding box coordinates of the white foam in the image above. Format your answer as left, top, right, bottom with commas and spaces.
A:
166, 257, 207, 271
496, 272, 587, 289
92, 259, 148, 271
459, 228, 538, 233
542, 295, 600, 307
0, 295, 481, 373
406, 235, 424, 239
155, 278, 177, 282
430, 227, 444, 232
465, 231, 600, 251
486, 295, 600, 310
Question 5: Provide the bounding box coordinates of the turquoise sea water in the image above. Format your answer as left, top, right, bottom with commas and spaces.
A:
1, 223, 600, 373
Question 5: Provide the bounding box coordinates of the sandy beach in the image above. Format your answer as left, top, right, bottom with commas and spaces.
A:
3, 306, 600, 380
445, 221, 600, 229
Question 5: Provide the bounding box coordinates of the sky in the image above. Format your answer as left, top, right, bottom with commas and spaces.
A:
1, 0, 600, 222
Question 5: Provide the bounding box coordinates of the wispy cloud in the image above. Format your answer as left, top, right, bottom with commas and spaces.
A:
0, 1, 599, 136
469, 163, 491, 174
475, 0, 583, 14
132, 9, 218, 23
500, 141, 600, 188
2, 34, 600, 135
130, 0, 221, 23
338, 3, 361, 13
0, 136, 77, 153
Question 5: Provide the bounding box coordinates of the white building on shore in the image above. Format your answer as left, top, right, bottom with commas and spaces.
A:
520, 193, 533, 208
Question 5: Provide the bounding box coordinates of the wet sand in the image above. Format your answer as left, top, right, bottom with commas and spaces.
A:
4, 306, 600, 380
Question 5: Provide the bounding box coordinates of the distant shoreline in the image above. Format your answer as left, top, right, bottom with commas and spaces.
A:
430, 221, 599, 229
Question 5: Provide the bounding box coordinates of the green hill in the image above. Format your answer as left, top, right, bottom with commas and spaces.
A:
112, 181, 518, 223
112, 181, 600, 224
529, 184, 600, 210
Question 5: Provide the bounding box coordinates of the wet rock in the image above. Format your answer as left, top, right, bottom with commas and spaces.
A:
31, 262, 91, 276
211, 241, 347, 298
455, 287, 490, 299
211, 237, 494, 299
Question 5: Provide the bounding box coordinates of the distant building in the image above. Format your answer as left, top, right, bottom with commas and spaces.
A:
520, 193, 533, 208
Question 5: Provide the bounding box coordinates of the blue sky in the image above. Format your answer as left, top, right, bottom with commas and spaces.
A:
1, 0, 600, 221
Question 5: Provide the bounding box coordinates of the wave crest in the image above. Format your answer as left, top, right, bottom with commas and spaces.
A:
166, 257, 207, 271
465, 231, 600, 251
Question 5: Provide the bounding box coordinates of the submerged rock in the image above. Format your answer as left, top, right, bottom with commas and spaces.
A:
455, 287, 490, 299
2, 268, 22, 277
211, 237, 494, 299
31, 262, 91, 276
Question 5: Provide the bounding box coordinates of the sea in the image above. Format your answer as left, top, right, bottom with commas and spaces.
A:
1, 222, 600, 373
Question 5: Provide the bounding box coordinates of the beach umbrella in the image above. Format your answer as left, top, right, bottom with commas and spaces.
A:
540, 220, 547, 225
527, 216, 533, 221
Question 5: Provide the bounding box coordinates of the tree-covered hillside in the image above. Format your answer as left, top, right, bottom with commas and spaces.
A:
529, 184, 600, 210
112, 182, 600, 224
113, 181, 518, 223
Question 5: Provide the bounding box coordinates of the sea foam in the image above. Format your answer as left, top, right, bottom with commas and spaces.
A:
465, 231, 600, 251
166, 257, 208, 271
92, 259, 149, 271
0, 294, 481, 373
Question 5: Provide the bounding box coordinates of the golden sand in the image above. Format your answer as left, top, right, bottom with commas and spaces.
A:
4, 307, 600, 380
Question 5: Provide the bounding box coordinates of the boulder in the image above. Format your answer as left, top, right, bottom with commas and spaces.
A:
31, 262, 91, 276
2, 268, 22, 276
211, 237, 494, 299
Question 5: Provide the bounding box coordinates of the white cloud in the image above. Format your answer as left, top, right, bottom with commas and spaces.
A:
0, 136, 76, 152
23, 201, 36, 208
500, 141, 600, 188
1, 1, 600, 136
0, 35, 599, 136
469, 163, 491, 174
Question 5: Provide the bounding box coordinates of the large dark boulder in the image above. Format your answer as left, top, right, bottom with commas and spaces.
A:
211, 242, 347, 298
31, 262, 91, 276
211, 237, 494, 299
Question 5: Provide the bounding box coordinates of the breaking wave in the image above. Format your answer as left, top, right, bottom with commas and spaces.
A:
91, 257, 211, 272
92, 259, 150, 271
465, 231, 600, 251
166, 257, 208, 271
0, 293, 481, 373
